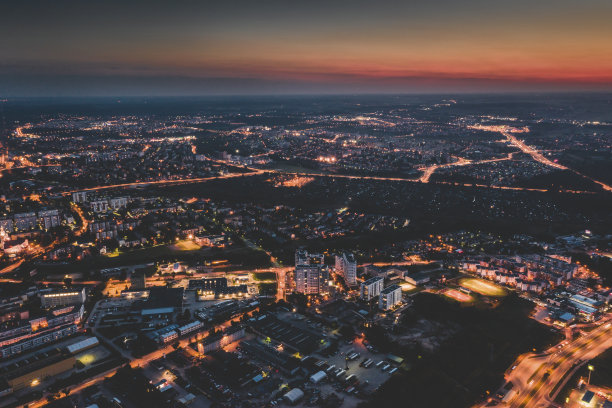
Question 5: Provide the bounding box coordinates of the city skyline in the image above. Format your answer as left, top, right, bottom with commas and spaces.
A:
1, 0, 612, 96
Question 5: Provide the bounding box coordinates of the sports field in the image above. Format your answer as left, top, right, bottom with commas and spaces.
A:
443, 288, 473, 303
459, 277, 507, 297
169, 239, 202, 251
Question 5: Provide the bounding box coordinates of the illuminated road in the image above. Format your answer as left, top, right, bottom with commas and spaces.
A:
62, 169, 266, 195
71, 202, 89, 236
485, 317, 612, 408
501, 130, 612, 192
501, 131, 568, 171
0, 259, 24, 275
418, 153, 515, 183
27, 311, 247, 408
53, 152, 602, 198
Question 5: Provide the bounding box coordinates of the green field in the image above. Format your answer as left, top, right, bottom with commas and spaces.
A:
252, 271, 277, 281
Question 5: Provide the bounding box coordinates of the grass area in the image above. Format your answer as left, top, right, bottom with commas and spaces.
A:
34, 244, 272, 277
459, 277, 507, 297
363, 293, 562, 408
252, 271, 277, 281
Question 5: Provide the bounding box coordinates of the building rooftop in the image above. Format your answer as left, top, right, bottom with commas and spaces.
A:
362, 276, 383, 285
381, 284, 400, 294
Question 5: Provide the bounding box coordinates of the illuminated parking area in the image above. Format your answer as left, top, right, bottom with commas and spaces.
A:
459, 278, 507, 297
74, 346, 110, 368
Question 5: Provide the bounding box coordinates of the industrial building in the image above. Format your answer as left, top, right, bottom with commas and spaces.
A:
0, 348, 76, 392
283, 388, 304, 405
40, 288, 86, 308
189, 278, 248, 299
66, 337, 99, 355
138, 287, 184, 318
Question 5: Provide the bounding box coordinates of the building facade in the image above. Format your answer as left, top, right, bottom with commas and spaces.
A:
294, 265, 327, 294
379, 285, 402, 310
360, 276, 384, 300
335, 252, 357, 286
40, 288, 86, 308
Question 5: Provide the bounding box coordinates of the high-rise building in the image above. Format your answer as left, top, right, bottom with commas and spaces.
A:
295, 250, 309, 266
360, 276, 384, 300
295, 249, 324, 266
335, 252, 357, 286
379, 285, 402, 310
294, 265, 326, 294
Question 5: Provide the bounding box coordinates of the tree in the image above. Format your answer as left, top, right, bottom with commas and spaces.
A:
339, 325, 355, 340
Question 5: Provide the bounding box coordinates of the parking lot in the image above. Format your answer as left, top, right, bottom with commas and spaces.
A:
321, 340, 397, 393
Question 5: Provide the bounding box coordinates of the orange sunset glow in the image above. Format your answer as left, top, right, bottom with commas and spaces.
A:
1, 0, 611, 94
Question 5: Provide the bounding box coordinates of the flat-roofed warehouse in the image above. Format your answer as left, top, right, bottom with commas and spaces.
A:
66, 337, 99, 354
249, 314, 322, 354
0, 348, 75, 392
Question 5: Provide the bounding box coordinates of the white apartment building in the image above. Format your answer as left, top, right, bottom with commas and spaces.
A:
72, 191, 88, 203
335, 252, 357, 286
360, 276, 384, 300
379, 285, 402, 310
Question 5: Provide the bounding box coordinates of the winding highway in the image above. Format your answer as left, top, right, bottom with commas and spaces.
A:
484, 316, 612, 408
500, 131, 612, 192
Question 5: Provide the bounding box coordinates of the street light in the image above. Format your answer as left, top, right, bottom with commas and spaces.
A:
587, 365, 594, 384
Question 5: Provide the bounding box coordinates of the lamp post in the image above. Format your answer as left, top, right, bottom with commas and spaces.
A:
587, 365, 594, 385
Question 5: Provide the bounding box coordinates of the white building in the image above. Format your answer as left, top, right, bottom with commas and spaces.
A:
90, 200, 109, 213
178, 321, 204, 337
379, 285, 402, 310
38, 209, 61, 230
283, 388, 304, 405
360, 276, 384, 300
335, 252, 357, 286
159, 330, 179, 344
109, 197, 128, 210
72, 191, 88, 203
310, 371, 327, 384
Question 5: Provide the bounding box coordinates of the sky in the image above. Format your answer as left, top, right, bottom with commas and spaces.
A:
1, 0, 611, 96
